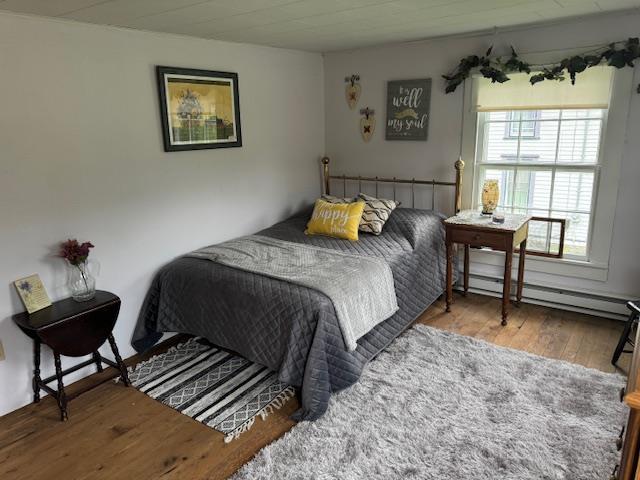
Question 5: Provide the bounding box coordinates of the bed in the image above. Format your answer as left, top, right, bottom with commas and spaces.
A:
132, 157, 464, 421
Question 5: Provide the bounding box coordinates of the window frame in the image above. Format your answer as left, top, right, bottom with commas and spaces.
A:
459, 68, 632, 281
504, 110, 541, 139
473, 108, 606, 261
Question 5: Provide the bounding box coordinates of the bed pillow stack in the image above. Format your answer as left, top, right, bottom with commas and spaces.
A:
317, 193, 399, 236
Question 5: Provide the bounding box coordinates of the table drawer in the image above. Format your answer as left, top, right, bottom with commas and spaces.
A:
449, 228, 508, 250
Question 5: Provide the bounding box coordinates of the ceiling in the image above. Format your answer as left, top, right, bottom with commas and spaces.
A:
1, 0, 639, 52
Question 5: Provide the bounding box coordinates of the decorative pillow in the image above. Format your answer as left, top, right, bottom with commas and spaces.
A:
321, 194, 354, 204
305, 199, 365, 241
357, 193, 399, 235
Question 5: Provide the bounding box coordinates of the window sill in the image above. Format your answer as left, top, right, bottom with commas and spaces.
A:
467, 248, 608, 281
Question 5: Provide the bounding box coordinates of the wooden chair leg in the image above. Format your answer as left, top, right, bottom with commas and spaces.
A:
613, 312, 637, 366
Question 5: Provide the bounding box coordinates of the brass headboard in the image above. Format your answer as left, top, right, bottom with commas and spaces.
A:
321, 157, 565, 257
321, 156, 465, 214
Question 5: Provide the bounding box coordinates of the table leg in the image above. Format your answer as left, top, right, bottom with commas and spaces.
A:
502, 249, 513, 326
33, 339, 41, 403
108, 334, 130, 386
516, 239, 526, 305
463, 244, 470, 296
53, 352, 68, 421
92, 351, 103, 373
445, 240, 454, 312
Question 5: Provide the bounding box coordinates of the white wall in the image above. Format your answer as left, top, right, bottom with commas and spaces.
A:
0, 13, 324, 416
324, 11, 640, 304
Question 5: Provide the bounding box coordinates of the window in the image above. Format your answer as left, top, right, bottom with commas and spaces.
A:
465, 66, 632, 279
505, 111, 540, 138
474, 108, 605, 259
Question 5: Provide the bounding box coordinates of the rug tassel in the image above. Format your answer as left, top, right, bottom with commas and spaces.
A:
224, 386, 296, 443
224, 416, 257, 443
258, 386, 296, 420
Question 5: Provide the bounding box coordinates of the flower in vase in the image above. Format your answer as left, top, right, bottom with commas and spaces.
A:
58, 239, 94, 266
59, 238, 96, 301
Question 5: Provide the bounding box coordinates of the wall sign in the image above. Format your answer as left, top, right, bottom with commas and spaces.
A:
385, 78, 431, 141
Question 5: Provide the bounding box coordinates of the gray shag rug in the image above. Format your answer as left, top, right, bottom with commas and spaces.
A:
232, 324, 626, 480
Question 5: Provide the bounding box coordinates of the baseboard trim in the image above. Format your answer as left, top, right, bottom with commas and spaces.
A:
462, 273, 630, 321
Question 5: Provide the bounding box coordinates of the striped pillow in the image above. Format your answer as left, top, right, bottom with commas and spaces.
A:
357, 193, 399, 235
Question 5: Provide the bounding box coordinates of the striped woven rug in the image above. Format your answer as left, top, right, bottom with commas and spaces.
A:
127, 337, 295, 442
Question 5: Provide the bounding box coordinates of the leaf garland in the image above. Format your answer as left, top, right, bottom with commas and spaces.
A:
443, 37, 639, 93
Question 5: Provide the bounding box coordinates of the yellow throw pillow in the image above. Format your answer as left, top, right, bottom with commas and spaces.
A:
305, 199, 365, 241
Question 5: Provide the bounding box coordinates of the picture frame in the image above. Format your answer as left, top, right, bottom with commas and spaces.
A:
385, 78, 431, 141
156, 66, 242, 152
14, 274, 51, 314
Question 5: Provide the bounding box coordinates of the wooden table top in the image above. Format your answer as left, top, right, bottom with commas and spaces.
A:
12, 290, 119, 332
444, 210, 531, 232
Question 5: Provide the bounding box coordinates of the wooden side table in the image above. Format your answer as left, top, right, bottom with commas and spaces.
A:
12, 290, 130, 421
444, 211, 531, 325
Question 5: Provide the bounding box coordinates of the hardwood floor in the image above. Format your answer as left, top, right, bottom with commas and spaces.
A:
0, 293, 628, 480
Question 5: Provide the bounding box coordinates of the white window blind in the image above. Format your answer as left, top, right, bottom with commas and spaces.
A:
473, 66, 613, 111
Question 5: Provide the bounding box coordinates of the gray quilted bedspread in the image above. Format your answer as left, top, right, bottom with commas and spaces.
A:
132, 207, 448, 421
187, 235, 399, 352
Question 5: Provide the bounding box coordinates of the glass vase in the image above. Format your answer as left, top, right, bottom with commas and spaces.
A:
66, 261, 96, 302
481, 179, 500, 215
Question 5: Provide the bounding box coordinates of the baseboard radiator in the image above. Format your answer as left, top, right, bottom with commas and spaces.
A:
460, 273, 630, 321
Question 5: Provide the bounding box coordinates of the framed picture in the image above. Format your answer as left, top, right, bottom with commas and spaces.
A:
156, 66, 242, 151
385, 78, 431, 141
14, 274, 51, 314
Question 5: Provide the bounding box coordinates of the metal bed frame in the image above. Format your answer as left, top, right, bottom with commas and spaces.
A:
320, 156, 565, 258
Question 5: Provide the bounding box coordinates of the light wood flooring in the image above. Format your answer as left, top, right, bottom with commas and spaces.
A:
0, 293, 629, 480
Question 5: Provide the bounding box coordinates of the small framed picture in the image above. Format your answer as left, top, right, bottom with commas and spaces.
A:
156, 66, 242, 152
14, 274, 52, 314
